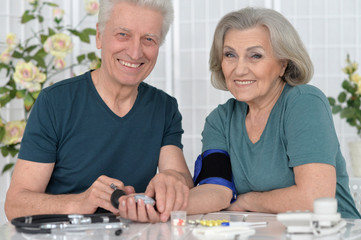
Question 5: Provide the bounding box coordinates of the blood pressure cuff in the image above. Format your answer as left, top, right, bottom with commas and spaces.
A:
193, 149, 237, 202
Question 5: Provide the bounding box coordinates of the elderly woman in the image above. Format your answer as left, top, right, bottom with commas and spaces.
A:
187, 7, 360, 219
5, 0, 193, 223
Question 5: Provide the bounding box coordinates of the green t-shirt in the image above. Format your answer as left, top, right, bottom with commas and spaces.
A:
19, 71, 183, 194
202, 83, 360, 219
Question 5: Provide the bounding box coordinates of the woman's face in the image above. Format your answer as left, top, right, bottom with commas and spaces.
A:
221, 26, 287, 106
96, 1, 163, 87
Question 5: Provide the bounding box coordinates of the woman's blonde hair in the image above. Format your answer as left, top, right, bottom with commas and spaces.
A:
210, 7, 314, 91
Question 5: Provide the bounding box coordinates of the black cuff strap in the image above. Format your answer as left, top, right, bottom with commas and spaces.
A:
194, 152, 232, 185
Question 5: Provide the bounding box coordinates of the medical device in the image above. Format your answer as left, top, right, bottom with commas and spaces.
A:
11, 213, 128, 234
277, 198, 347, 236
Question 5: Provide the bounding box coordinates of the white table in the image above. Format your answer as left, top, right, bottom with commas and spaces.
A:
1, 211, 360, 240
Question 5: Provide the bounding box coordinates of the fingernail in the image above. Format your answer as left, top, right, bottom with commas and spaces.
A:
122, 200, 126, 207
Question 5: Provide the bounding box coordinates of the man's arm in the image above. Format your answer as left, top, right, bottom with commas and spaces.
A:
145, 145, 193, 222
5, 159, 129, 220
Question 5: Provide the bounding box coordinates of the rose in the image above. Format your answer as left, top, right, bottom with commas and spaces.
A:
44, 33, 73, 58
26, 0, 38, 4
53, 8, 64, 21
1, 120, 26, 145
13, 61, 46, 92
54, 57, 66, 70
6, 33, 18, 51
85, 0, 99, 15
0, 49, 11, 64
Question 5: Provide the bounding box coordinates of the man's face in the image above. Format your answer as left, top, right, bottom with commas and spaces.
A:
96, 2, 163, 87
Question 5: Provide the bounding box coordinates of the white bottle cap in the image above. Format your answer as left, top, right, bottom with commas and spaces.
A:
313, 197, 338, 214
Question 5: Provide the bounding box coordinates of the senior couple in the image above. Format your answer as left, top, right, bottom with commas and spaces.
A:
5, 0, 360, 223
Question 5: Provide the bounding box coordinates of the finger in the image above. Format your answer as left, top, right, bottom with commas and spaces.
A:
124, 186, 135, 194
117, 196, 129, 219
172, 183, 184, 211
152, 182, 166, 213
146, 204, 161, 223
144, 182, 155, 198
126, 196, 138, 221
136, 199, 149, 222
160, 186, 175, 222
181, 186, 189, 210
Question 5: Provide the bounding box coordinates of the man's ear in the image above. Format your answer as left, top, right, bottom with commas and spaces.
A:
95, 23, 102, 49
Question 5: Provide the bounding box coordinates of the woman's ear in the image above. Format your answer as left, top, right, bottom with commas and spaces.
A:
279, 60, 288, 77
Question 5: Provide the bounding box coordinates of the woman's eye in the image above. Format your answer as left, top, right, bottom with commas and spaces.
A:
251, 53, 262, 59
224, 52, 235, 58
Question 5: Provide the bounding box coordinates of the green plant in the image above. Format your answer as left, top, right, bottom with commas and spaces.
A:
0, 0, 101, 173
328, 55, 361, 136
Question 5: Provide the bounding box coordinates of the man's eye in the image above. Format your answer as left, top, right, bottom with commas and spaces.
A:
119, 33, 127, 37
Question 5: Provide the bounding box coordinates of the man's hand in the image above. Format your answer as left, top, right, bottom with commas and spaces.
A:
73, 175, 135, 214
145, 169, 190, 222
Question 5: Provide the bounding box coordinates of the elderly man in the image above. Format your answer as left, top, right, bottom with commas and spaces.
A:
5, 0, 193, 223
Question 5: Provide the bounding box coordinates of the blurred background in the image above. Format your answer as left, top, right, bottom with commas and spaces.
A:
0, 0, 360, 224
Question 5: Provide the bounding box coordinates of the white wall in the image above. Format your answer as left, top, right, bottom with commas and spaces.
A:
0, 0, 360, 224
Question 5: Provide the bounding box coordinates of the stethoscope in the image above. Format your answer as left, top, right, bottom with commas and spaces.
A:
11, 213, 129, 235
10, 186, 153, 235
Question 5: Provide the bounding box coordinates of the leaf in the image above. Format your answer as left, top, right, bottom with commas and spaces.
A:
24, 93, 35, 112
16, 89, 26, 98
2, 163, 14, 175
21, 10, 36, 24
0, 127, 5, 141
24, 45, 38, 53
41, 34, 48, 44
0, 87, 9, 94
332, 105, 341, 114
338, 92, 347, 103
48, 27, 56, 36
12, 51, 23, 59
33, 55, 46, 69
79, 33, 90, 43
68, 29, 81, 36
43, 2, 59, 7
328, 97, 336, 106
87, 52, 98, 61
83, 28, 96, 35
31, 91, 41, 100
38, 15, 44, 23
1, 147, 9, 157
8, 146, 19, 157
77, 54, 86, 63
341, 108, 355, 119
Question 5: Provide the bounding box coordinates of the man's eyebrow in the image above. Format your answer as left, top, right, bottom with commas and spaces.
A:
113, 26, 160, 39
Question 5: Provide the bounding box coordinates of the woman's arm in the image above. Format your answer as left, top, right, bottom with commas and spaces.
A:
187, 184, 233, 215
227, 163, 336, 213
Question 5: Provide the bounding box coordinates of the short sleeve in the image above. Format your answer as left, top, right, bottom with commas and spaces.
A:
18, 90, 58, 163
201, 104, 229, 152
161, 97, 184, 149
284, 92, 338, 167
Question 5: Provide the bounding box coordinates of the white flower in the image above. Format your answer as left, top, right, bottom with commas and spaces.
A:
0, 49, 12, 64
13, 61, 46, 92
84, 0, 99, 15
44, 33, 73, 58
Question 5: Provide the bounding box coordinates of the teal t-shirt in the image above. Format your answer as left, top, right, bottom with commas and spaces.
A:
19, 71, 184, 194
202, 83, 360, 219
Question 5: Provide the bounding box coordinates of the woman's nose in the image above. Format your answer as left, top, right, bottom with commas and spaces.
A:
235, 59, 249, 76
